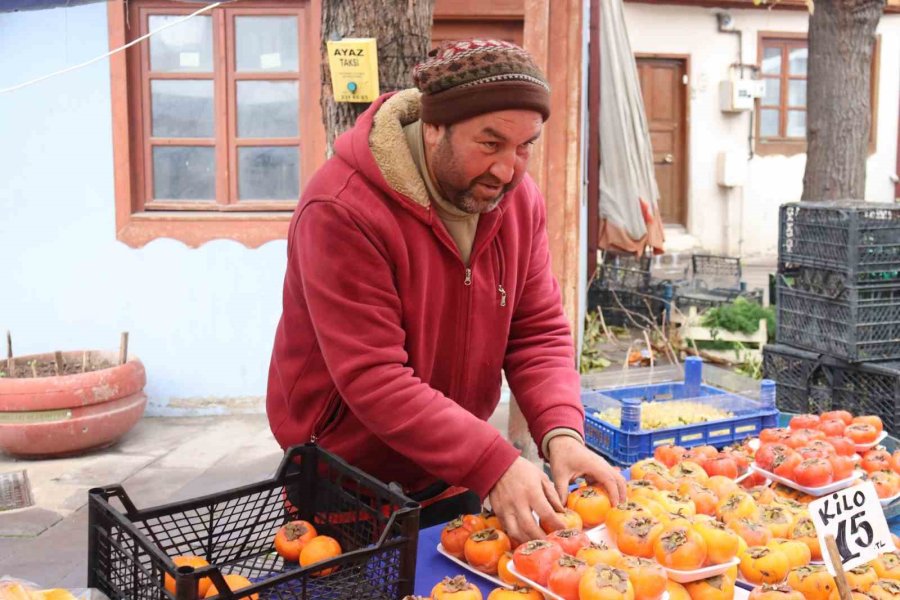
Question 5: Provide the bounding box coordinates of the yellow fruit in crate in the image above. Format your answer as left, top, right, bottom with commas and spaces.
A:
35, 591, 78, 600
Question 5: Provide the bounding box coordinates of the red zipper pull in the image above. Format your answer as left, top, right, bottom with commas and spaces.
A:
464, 268, 472, 286
498, 285, 507, 307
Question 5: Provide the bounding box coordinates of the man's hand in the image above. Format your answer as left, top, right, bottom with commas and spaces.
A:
487, 457, 567, 546
547, 436, 626, 508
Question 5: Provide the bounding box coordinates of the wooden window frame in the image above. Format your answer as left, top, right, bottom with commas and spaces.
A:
109, 0, 325, 248
756, 31, 880, 157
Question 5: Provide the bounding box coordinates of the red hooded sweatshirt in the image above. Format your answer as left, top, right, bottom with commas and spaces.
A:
267, 90, 584, 500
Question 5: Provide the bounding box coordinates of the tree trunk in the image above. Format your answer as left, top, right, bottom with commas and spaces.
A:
320, 0, 436, 154
801, 0, 883, 201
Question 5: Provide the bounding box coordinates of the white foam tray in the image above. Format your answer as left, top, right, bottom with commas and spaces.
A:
854, 430, 888, 452
750, 464, 863, 497
436, 543, 514, 589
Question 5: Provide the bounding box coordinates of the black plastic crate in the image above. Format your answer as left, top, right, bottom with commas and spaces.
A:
587, 284, 666, 328
691, 254, 743, 293
779, 202, 900, 276
763, 343, 900, 434
776, 263, 900, 361
87, 444, 420, 600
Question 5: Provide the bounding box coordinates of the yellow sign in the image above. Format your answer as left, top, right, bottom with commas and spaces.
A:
326, 38, 379, 103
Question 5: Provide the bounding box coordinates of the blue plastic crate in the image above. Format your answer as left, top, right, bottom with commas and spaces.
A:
581, 358, 779, 466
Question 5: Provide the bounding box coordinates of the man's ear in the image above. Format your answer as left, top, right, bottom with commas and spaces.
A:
422, 122, 445, 148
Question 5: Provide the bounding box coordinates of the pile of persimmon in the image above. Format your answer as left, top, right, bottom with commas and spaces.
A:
422, 574, 545, 600
439, 483, 608, 581
857, 447, 900, 499
786, 411, 884, 447
652, 441, 762, 484
744, 548, 900, 597
273, 519, 343, 576
754, 431, 859, 488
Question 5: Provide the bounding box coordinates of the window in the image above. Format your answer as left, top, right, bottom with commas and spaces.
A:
109, 1, 324, 248
756, 32, 879, 156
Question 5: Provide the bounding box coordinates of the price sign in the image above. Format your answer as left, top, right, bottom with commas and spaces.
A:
809, 481, 896, 575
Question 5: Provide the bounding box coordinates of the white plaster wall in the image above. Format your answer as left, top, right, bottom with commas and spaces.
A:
0, 3, 287, 415
623, 3, 900, 259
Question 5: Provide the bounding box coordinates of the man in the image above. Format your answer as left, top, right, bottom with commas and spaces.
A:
268, 39, 624, 542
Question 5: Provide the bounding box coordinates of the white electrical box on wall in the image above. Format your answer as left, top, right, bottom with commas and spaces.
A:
717, 151, 747, 187
719, 79, 765, 112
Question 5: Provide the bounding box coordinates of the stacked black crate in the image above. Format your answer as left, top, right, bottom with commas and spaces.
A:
587, 253, 667, 328
763, 202, 900, 432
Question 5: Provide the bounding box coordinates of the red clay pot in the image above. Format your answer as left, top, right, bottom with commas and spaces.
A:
0, 351, 147, 458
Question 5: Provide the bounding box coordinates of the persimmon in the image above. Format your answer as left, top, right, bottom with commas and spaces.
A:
462, 513, 488, 533
204, 574, 257, 600
756, 443, 792, 472
464, 528, 510, 575
666, 580, 691, 600
870, 551, 900, 580
273, 520, 317, 563
642, 471, 679, 491
828, 454, 856, 481
431, 575, 483, 600
717, 491, 759, 524
656, 491, 696, 517
866, 579, 900, 600
790, 414, 820, 430
653, 525, 707, 571
684, 574, 735, 600
630, 458, 668, 480
677, 480, 718, 516
512, 539, 564, 587
299, 535, 342, 576
747, 485, 777, 505
845, 564, 878, 592
706, 475, 739, 500
694, 518, 740, 565
165, 556, 211, 597
868, 470, 900, 499
547, 556, 587, 600
845, 423, 879, 445
619, 555, 666, 600
852, 415, 884, 433
616, 514, 664, 559
606, 502, 648, 537
670, 460, 709, 484
483, 510, 503, 532
578, 565, 635, 600
817, 419, 846, 438
785, 564, 837, 600
486, 588, 541, 600
788, 515, 822, 561
760, 428, 793, 445
766, 538, 811, 570
577, 541, 623, 567
748, 584, 805, 600
728, 517, 773, 547
441, 517, 475, 559
496, 552, 517, 586
546, 528, 590, 557
760, 506, 795, 539
702, 456, 740, 480
566, 485, 611, 527
654, 444, 687, 468
772, 451, 802, 480
540, 508, 582, 533
740, 546, 789, 585
821, 410, 852, 425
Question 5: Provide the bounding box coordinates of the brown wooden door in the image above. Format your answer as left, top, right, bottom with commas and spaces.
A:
636, 57, 687, 226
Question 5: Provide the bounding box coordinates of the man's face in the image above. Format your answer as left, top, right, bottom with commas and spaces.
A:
423, 109, 543, 214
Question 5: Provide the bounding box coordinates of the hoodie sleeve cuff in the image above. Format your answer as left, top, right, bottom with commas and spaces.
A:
458, 435, 522, 500
541, 428, 585, 459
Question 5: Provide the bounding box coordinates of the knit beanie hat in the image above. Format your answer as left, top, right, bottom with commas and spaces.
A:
412, 39, 551, 125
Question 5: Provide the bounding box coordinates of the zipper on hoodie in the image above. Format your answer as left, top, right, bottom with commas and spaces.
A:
464, 268, 472, 286
494, 237, 507, 307
310, 389, 343, 443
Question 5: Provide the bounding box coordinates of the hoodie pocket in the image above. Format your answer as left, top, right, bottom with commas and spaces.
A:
310, 389, 346, 443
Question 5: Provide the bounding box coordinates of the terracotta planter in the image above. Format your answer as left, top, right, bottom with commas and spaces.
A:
0, 351, 147, 458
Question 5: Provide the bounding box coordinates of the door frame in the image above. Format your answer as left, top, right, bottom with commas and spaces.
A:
635, 52, 691, 228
